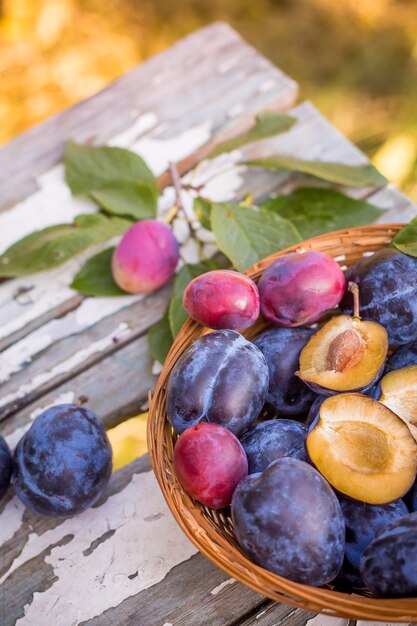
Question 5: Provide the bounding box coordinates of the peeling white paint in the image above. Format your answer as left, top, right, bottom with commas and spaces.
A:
108, 112, 158, 147
5, 391, 76, 450
0, 295, 138, 383
305, 616, 348, 626
0, 323, 131, 412
210, 577, 235, 595
130, 121, 213, 176
3, 471, 197, 625
0, 497, 26, 544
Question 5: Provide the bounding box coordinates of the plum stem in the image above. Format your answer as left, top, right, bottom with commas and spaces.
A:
348, 281, 361, 319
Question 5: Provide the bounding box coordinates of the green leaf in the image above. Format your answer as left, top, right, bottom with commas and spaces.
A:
65, 140, 158, 199
211, 203, 302, 271
148, 309, 173, 364
392, 217, 417, 256
0, 214, 130, 277
71, 248, 127, 296
207, 112, 296, 158
194, 197, 212, 229
168, 260, 223, 336
262, 188, 382, 239
244, 156, 387, 188
90, 181, 157, 220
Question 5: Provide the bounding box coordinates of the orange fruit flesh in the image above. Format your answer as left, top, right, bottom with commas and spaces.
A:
298, 315, 388, 392
380, 365, 417, 441
306, 393, 417, 504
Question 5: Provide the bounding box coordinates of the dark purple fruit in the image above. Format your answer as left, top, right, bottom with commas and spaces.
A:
360, 512, 417, 597
386, 340, 417, 372
338, 496, 408, 587
13, 404, 112, 517
240, 419, 308, 474
341, 249, 417, 347
254, 327, 316, 417
0, 436, 12, 501
167, 330, 269, 437
258, 250, 345, 327
231, 458, 345, 585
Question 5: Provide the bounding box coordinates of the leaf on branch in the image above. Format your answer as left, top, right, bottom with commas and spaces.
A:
211, 203, 302, 271
392, 217, 417, 256
207, 112, 296, 158
65, 141, 158, 218
244, 156, 387, 187
71, 247, 127, 296
148, 309, 174, 364
262, 188, 382, 239
194, 196, 213, 229
0, 213, 130, 277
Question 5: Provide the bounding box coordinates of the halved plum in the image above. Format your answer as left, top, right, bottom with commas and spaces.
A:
298, 283, 388, 395
379, 365, 417, 441
306, 393, 417, 504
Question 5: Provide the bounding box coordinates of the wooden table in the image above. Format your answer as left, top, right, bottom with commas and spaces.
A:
0, 22, 416, 626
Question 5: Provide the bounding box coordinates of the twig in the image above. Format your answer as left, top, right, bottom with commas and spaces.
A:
166, 161, 199, 231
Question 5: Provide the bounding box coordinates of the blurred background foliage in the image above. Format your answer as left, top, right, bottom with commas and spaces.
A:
1, 0, 417, 466
1, 0, 417, 198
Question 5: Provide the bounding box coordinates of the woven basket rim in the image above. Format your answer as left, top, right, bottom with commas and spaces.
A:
148, 223, 417, 621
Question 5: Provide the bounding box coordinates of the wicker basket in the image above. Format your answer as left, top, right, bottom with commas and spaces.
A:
148, 223, 417, 622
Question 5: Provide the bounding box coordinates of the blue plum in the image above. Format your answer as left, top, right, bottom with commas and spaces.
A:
231, 457, 345, 585
338, 496, 408, 587
13, 404, 112, 517
386, 340, 417, 372
360, 512, 417, 597
240, 419, 308, 474
404, 478, 417, 512
167, 330, 269, 437
254, 327, 317, 417
0, 436, 12, 501
341, 249, 417, 346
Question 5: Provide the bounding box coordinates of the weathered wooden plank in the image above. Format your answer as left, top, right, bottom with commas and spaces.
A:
0, 22, 297, 210
0, 333, 155, 449
235, 603, 316, 626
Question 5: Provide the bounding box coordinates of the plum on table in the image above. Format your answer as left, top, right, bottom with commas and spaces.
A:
183, 270, 259, 330
360, 512, 417, 597
167, 330, 269, 437
231, 457, 345, 585
254, 327, 316, 417
174, 423, 248, 509
240, 419, 308, 474
112, 219, 179, 293
298, 283, 388, 395
306, 393, 417, 504
13, 404, 112, 517
341, 248, 417, 347
0, 436, 12, 501
258, 250, 345, 327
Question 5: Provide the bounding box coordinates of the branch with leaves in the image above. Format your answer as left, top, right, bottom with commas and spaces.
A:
1, 110, 400, 363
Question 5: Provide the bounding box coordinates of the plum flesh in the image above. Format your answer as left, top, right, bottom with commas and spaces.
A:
240, 419, 308, 474
307, 393, 417, 504
254, 327, 316, 416
258, 250, 345, 327
174, 423, 248, 509
231, 457, 345, 585
13, 404, 112, 517
361, 512, 417, 597
183, 270, 260, 330
167, 330, 269, 437
341, 249, 417, 346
